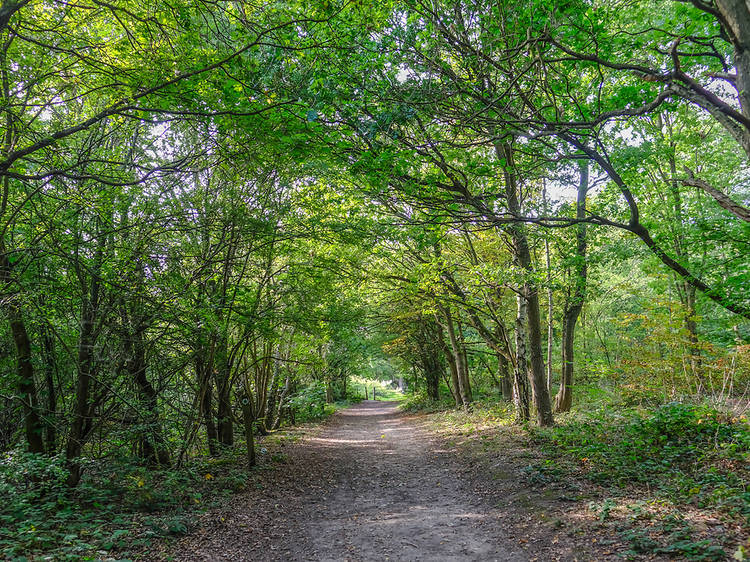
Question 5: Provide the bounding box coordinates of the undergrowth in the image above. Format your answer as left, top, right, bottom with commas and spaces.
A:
528, 402, 750, 559
0, 449, 253, 561
400, 392, 454, 413
408, 392, 750, 559
528, 402, 750, 524
0, 402, 347, 561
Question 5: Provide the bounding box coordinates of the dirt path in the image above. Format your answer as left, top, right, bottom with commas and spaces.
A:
168, 401, 603, 561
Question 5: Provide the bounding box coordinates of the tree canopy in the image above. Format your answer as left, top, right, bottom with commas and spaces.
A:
0, 0, 748, 558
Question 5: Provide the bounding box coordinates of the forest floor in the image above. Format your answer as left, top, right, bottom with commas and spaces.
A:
155, 401, 627, 561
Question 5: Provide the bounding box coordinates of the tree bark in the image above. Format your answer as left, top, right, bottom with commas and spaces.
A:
0, 49, 44, 454
513, 293, 531, 422
271, 372, 292, 430
128, 324, 170, 466
497, 141, 554, 426
40, 325, 57, 453
240, 393, 255, 469
6, 294, 45, 454
555, 162, 588, 413
440, 305, 471, 407
664, 138, 703, 380
437, 319, 462, 407
543, 185, 554, 394
196, 351, 218, 456
215, 332, 233, 447
498, 351, 513, 401
66, 225, 106, 486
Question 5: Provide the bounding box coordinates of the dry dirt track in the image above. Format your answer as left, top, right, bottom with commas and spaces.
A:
171, 400, 528, 561
282, 400, 525, 562
168, 400, 629, 562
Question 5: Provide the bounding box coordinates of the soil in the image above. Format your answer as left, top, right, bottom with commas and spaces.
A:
163, 401, 622, 561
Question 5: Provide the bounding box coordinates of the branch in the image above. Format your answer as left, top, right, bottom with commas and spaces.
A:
679, 169, 750, 222
0, 0, 30, 32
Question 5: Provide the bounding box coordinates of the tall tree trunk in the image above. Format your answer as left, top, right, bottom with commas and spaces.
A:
215, 332, 233, 447
425, 363, 440, 400
240, 392, 255, 469
271, 372, 292, 430
0, 53, 44, 454
664, 133, 702, 379
66, 227, 106, 486
216, 380, 233, 446
66, 306, 96, 485
128, 326, 170, 466
498, 351, 513, 401
683, 284, 701, 377
265, 360, 280, 430
497, 141, 554, 426
438, 324, 461, 407
456, 317, 472, 403
420, 340, 442, 401
2, 269, 45, 454
543, 185, 554, 394
555, 162, 588, 413
513, 292, 531, 422
525, 289, 553, 424
196, 352, 218, 456
252, 347, 273, 435
325, 379, 334, 404
441, 305, 471, 407
41, 325, 57, 453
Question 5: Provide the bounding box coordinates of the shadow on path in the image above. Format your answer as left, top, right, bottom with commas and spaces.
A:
172, 400, 525, 561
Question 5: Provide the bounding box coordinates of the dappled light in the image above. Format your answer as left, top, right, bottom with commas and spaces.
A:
1, 0, 748, 559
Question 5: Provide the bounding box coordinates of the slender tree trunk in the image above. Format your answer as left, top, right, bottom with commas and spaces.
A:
66, 302, 97, 485
265, 363, 280, 430
420, 337, 442, 400
4, 289, 45, 454
271, 372, 292, 430
498, 351, 513, 401
513, 292, 531, 421
555, 305, 582, 412
497, 141, 553, 426
441, 306, 471, 407
240, 393, 255, 468
66, 226, 106, 486
436, 321, 461, 406
0, 37, 45, 455
425, 364, 440, 400
215, 333, 233, 447
525, 288, 554, 424
665, 137, 703, 379
129, 327, 170, 466
457, 317, 472, 402
543, 185, 554, 394
196, 352, 218, 456
41, 326, 57, 453
252, 349, 273, 435
325, 379, 334, 404
555, 162, 588, 413
684, 284, 701, 375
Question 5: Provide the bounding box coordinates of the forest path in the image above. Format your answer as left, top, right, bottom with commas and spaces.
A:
170, 400, 527, 561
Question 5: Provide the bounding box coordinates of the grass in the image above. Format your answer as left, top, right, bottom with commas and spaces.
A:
349, 376, 405, 401
407, 388, 750, 560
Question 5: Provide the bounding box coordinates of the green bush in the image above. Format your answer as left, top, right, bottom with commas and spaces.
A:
400, 391, 453, 412
0, 448, 256, 560
529, 403, 750, 521
288, 382, 333, 422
